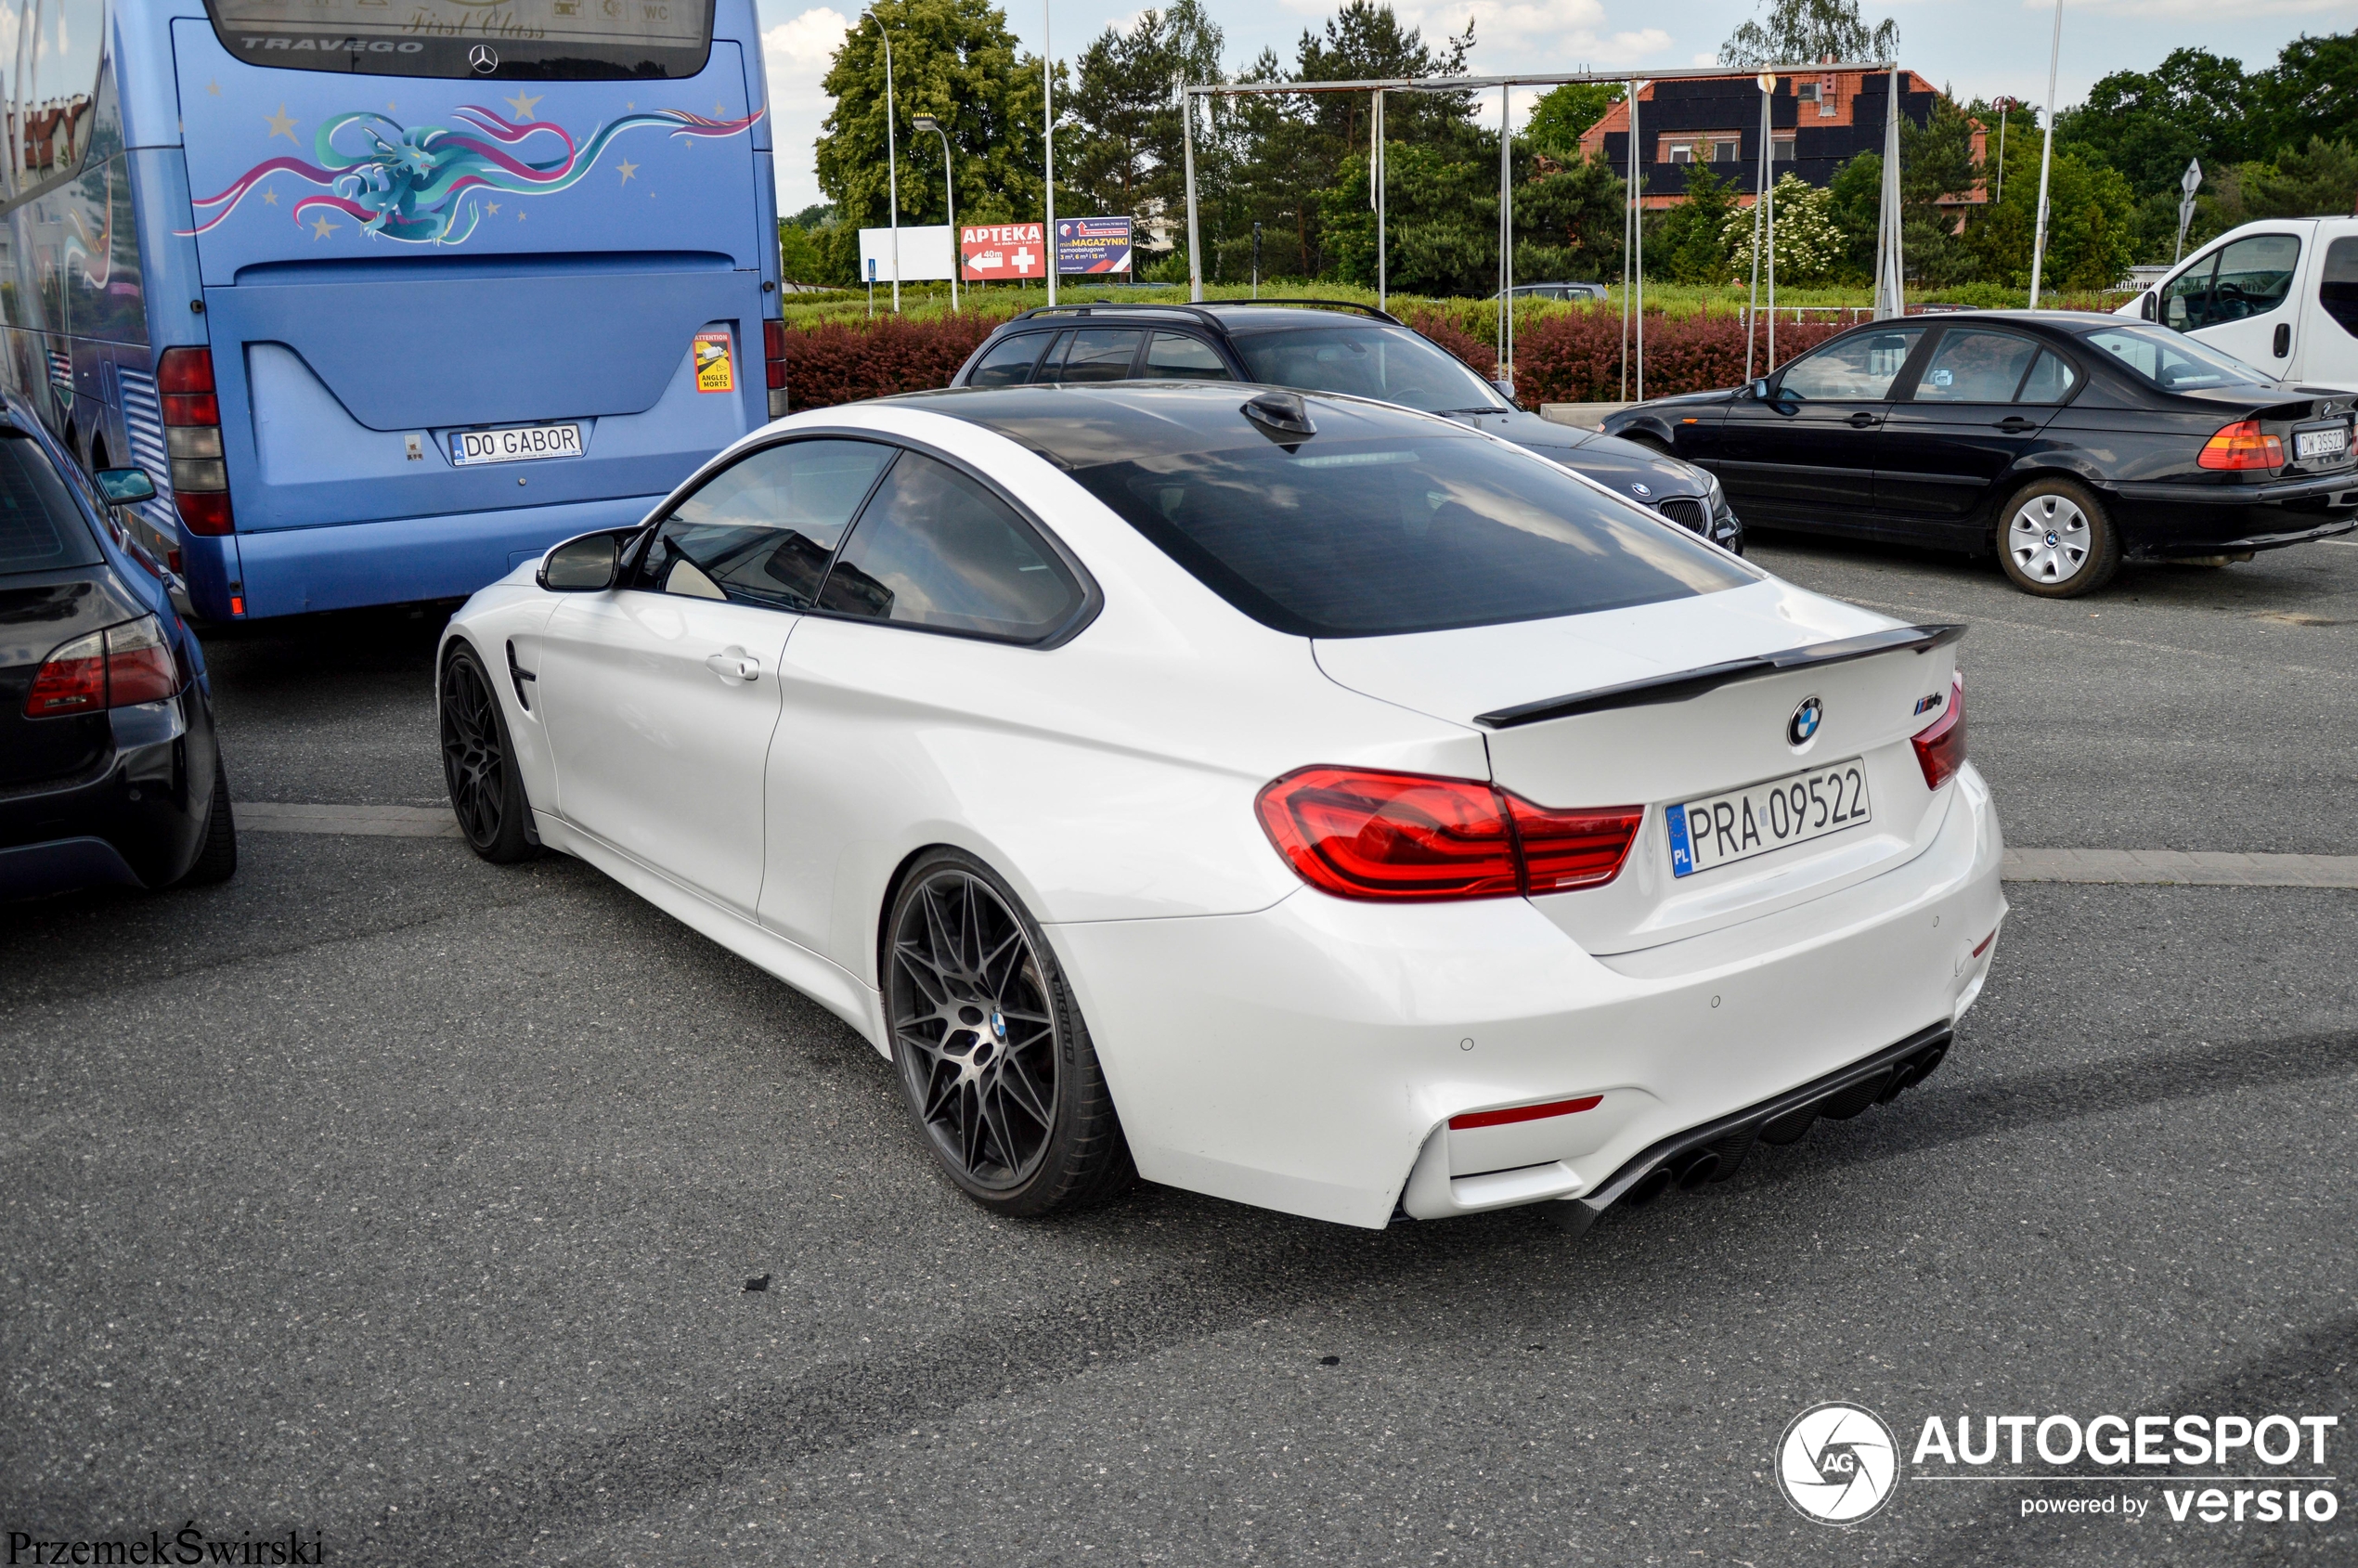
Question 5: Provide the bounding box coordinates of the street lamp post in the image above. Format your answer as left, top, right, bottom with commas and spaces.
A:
1043, 0, 1056, 306
868, 9, 900, 314
913, 113, 958, 313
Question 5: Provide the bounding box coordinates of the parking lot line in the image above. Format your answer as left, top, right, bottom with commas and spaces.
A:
238, 802, 461, 838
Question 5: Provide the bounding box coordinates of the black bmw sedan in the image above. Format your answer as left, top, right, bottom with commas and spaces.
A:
1, 410, 235, 899
1603, 312, 2356, 596
952, 302, 1745, 552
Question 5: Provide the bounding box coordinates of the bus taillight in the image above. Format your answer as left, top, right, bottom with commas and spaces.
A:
763, 318, 787, 420
157, 347, 232, 537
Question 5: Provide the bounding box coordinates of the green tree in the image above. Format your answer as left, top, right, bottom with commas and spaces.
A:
2256, 32, 2358, 154
1651, 162, 1735, 284
1826, 150, 1881, 281
2054, 48, 2258, 199
1067, 0, 1224, 263
1718, 0, 1897, 71
1963, 133, 2137, 292
2242, 137, 2358, 218
813, 0, 1051, 284
1525, 83, 1622, 158
778, 217, 833, 285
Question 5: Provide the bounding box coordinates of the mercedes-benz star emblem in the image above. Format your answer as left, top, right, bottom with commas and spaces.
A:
1776, 1402, 1899, 1525
468, 44, 499, 72
1788, 695, 1823, 747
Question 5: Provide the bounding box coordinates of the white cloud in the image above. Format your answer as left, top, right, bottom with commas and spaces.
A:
761, 5, 852, 215
2022, 0, 2339, 15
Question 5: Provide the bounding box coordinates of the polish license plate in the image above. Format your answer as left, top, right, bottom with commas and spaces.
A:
448, 423, 584, 466
2295, 423, 2351, 463
1665, 757, 1872, 878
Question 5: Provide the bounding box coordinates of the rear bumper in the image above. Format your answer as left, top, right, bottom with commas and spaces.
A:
2111, 472, 2358, 559
0, 689, 219, 896
1047, 763, 2005, 1229
212, 496, 665, 620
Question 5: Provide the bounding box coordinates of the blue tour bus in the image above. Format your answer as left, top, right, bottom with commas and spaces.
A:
4, 0, 784, 621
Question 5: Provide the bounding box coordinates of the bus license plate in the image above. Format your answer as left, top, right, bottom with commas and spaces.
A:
448, 423, 584, 467
1665, 757, 1872, 878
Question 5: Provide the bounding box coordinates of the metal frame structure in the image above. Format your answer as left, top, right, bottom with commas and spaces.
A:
1178, 61, 1903, 392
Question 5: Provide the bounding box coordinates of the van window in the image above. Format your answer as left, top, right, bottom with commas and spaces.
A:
2322, 238, 2358, 340
2165, 234, 2300, 330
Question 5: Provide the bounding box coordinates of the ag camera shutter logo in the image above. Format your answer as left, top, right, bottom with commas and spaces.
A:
1778, 1402, 1900, 1525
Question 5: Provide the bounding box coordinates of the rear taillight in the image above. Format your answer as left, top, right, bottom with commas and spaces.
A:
1255, 766, 1641, 901
158, 346, 232, 536
2196, 419, 2283, 472
1911, 671, 1967, 791
23, 616, 180, 717
763, 318, 787, 420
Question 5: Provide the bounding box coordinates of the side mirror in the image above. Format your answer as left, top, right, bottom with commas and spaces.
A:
2140, 292, 2158, 321
95, 467, 157, 505
1749, 378, 1772, 401
1491, 376, 1517, 404
538, 529, 625, 592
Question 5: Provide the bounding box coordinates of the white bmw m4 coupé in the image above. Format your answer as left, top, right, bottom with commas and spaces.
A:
437, 382, 2004, 1231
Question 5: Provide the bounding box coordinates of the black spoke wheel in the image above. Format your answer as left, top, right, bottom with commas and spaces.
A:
439, 645, 537, 863
885, 851, 1132, 1216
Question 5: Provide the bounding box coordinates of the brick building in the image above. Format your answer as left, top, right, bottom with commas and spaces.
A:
1578, 70, 1985, 215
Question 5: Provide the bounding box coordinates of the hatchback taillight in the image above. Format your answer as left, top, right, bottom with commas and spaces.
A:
763, 318, 787, 420
158, 346, 232, 536
23, 616, 180, 717
2196, 419, 2283, 472
1911, 672, 1967, 791
1255, 766, 1641, 901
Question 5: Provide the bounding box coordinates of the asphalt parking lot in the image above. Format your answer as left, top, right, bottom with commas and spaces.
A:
5, 533, 2355, 1566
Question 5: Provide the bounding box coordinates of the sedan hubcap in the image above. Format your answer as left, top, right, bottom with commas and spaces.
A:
2008, 495, 2091, 584
889, 871, 1058, 1190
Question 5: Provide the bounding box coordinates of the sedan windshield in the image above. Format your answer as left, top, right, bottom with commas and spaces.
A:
1234, 326, 1507, 415
2080, 325, 2273, 392
0, 436, 100, 577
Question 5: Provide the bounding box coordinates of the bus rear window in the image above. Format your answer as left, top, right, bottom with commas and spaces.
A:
202, 0, 713, 81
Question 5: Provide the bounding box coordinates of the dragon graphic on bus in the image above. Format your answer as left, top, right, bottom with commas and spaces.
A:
181, 104, 764, 245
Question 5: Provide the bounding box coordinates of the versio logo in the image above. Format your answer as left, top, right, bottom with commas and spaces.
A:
1779, 1403, 1901, 1525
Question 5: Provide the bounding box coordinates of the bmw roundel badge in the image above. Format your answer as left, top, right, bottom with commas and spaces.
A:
1630, 482, 1652, 499
1787, 696, 1823, 747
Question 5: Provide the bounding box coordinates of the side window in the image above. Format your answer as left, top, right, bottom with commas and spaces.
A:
19, 0, 102, 188
1777, 328, 1924, 402
1042, 328, 1145, 384
2162, 253, 2219, 330
2210, 234, 2300, 320
817, 450, 1083, 641
966, 333, 1052, 388
1140, 331, 1233, 380
2317, 237, 2358, 340
634, 439, 894, 610
2016, 351, 2079, 405
1911, 330, 2041, 403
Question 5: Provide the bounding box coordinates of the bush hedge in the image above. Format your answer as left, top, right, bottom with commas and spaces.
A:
783, 306, 1850, 412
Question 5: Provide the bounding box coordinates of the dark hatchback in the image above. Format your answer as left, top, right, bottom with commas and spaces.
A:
950, 302, 1744, 552
1604, 312, 2357, 596
1, 413, 234, 898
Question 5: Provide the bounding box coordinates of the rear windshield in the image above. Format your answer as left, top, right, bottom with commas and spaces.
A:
2081, 324, 2271, 392
1234, 325, 1509, 415
0, 437, 99, 577
1064, 433, 1753, 638
202, 0, 713, 80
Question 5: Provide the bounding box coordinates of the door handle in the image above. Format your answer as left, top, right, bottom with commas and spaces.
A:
705, 647, 760, 683
1846, 412, 1882, 428
1996, 416, 2037, 434
2274, 323, 2291, 358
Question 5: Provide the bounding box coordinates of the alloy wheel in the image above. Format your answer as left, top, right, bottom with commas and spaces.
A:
889, 870, 1060, 1190
439, 657, 505, 847
2007, 493, 2092, 585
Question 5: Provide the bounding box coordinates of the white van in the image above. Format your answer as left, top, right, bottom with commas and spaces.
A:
2120, 217, 2358, 389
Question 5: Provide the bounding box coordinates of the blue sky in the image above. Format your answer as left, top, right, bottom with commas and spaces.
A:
755, 0, 2349, 215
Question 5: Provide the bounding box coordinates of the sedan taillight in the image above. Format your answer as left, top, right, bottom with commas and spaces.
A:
1255, 766, 1641, 901
23, 616, 180, 717
1911, 672, 1967, 791
2196, 419, 2284, 472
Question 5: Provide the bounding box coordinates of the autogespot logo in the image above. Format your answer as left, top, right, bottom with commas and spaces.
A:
1779, 1402, 1901, 1525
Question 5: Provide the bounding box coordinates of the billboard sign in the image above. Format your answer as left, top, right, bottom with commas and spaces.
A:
961, 223, 1047, 280
1056, 216, 1134, 275
856, 225, 956, 283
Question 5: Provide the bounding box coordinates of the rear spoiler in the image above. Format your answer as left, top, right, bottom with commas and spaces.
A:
1473, 624, 1967, 730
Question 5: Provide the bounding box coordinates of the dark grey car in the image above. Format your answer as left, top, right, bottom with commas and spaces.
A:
949, 302, 1743, 552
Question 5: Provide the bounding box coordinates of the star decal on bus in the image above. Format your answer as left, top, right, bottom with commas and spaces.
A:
266, 104, 298, 142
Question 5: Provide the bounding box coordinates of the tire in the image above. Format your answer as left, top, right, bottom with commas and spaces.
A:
1995, 476, 2120, 597
439, 644, 538, 863
175, 752, 238, 887
882, 849, 1134, 1217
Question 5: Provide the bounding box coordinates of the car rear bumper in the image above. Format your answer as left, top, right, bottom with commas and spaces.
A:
194, 495, 666, 620
2111, 472, 2358, 559
0, 689, 218, 897
1046, 763, 2004, 1229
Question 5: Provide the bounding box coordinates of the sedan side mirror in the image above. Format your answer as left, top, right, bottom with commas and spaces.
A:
1491, 376, 1517, 405
538, 529, 626, 592
95, 467, 157, 505
1749, 378, 1771, 401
